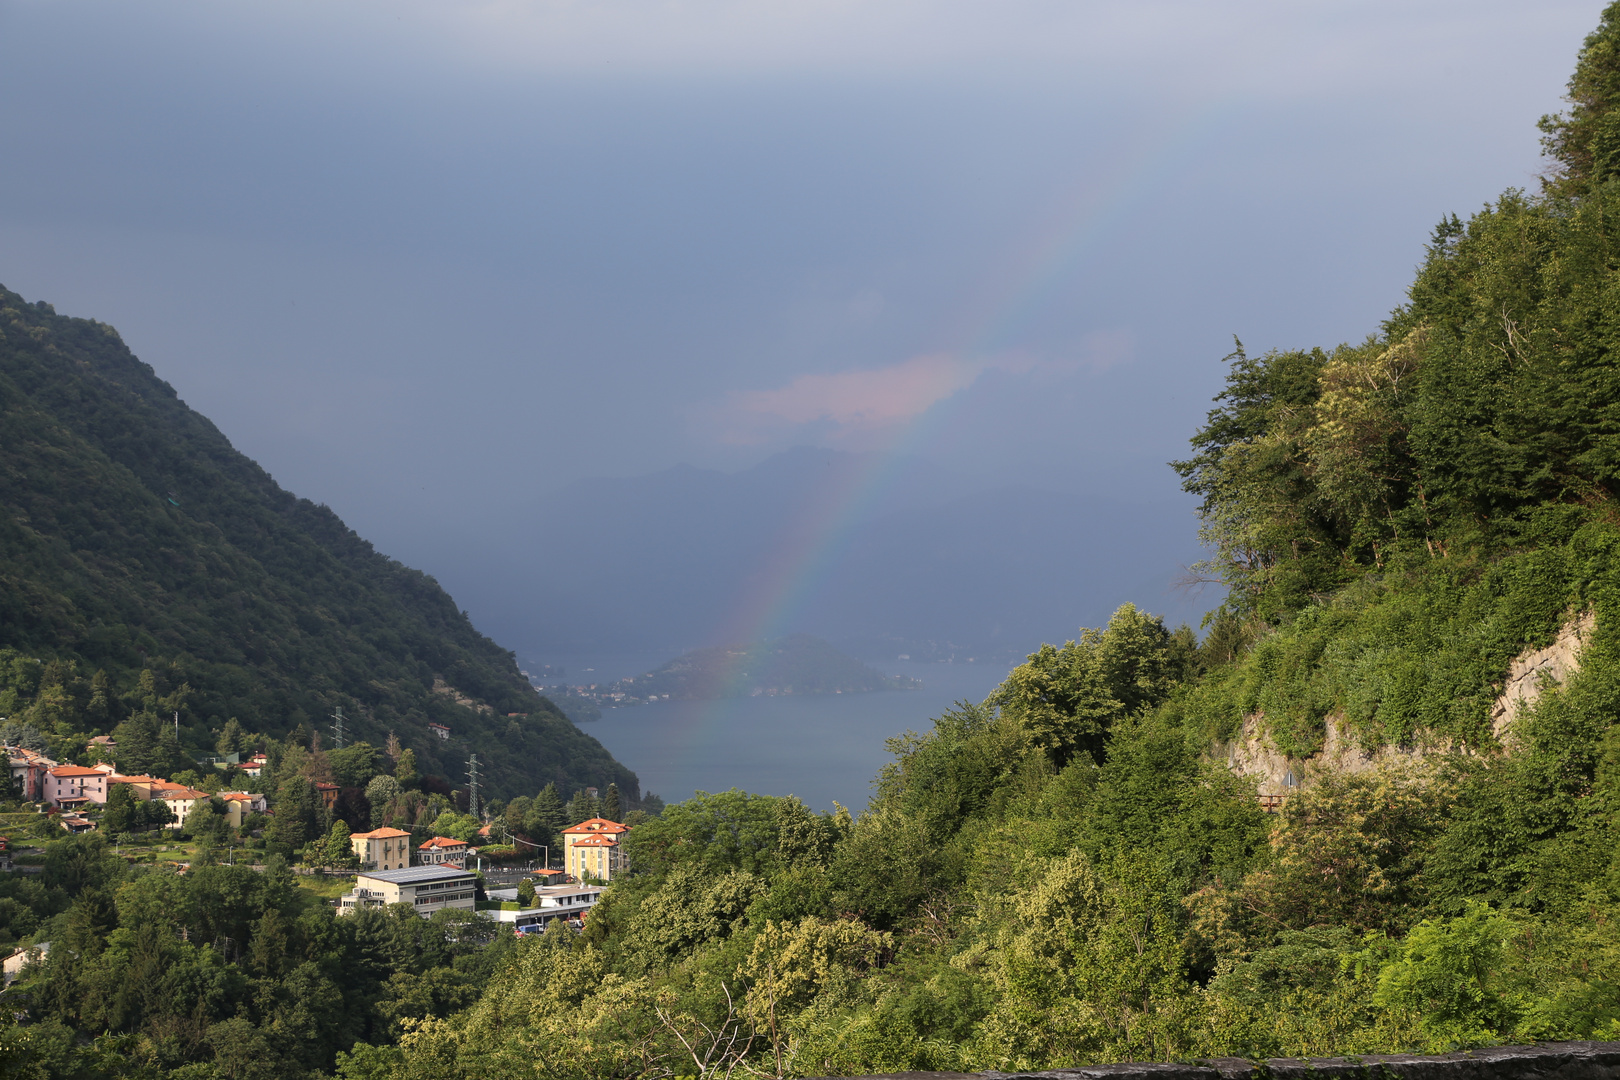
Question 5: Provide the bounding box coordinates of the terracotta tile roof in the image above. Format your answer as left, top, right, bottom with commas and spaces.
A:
160, 787, 209, 801
562, 817, 628, 835
351, 827, 413, 840
419, 836, 468, 849
48, 766, 111, 778
573, 834, 620, 848
219, 792, 263, 802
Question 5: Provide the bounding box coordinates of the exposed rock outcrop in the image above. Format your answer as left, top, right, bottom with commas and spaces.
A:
1221, 612, 1596, 797
1223, 710, 1435, 799
1490, 611, 1595, 744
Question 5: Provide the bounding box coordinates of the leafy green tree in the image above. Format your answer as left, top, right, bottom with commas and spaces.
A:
992, 603, 1178, 767
503, 794, 532, 837
565, 787, 600, 825
518, 878, 537, 907
365, 774, 402, 828
267, 777, 318, 851
394, 748, 419, 789
1540, 0, 1620, 194
308, 820, 358, 869
1372, 903, 1516, 1050
136, 799, 174, 830
622, 789, 782, 876
971, 851, 1195, 1066
527, 782, 565, 844
0, 719, 47, 753
102, 784, 136, 834
328, 742, 379, 789
216, 717, 246, 756
775, 795, 836, 867
86, 669, 112, 729
113, 708, 162, 777
603, 782, 622, 821
429, 811, 481, 842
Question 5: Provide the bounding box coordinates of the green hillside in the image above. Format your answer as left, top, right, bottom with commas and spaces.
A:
0, 285, 636, 801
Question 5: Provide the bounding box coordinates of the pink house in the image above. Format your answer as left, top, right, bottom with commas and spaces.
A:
46, 764, 118, 809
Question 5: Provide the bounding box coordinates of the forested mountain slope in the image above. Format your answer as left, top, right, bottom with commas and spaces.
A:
0, 285, 635, 800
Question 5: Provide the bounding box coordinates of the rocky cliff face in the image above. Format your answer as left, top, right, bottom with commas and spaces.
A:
1222, 612, 1595, 797
1490, 610, 1595, 744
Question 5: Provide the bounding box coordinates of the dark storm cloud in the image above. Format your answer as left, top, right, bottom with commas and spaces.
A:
0, 0, 1603, 649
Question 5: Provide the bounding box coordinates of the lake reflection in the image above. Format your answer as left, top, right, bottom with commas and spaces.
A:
578, 660, 1006, 813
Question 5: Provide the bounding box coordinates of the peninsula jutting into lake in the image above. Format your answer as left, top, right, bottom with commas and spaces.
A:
542, 634, 923, 709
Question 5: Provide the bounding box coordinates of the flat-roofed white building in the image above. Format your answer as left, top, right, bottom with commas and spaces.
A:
483, 883, 604, 933
337, 865, 478, 917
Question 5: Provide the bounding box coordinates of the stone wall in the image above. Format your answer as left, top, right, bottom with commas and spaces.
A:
809, 1039, 1620, 1080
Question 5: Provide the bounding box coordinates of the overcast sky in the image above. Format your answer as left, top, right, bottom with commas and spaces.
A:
0, 0, 1605, 583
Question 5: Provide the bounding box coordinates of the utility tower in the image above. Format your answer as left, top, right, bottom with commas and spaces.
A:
466, 753, 481, 820
329, 706, 346, 750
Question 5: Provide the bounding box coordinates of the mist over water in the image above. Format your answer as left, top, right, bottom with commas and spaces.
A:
555, 658, 1006, 813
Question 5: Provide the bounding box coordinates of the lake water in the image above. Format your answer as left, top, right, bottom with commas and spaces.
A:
568, 659, 1007, 813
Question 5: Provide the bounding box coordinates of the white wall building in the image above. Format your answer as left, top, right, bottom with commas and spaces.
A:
338, 866, 478, 917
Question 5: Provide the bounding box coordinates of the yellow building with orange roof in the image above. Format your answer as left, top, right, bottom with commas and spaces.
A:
350, 827, 414, 871
218, 792, 267, 829
562, 817, 630, 882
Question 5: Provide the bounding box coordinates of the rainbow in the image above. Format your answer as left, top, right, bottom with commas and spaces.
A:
657, 99, 1235, 777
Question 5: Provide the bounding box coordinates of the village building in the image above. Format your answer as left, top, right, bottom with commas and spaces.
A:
158, 786, 211, 829
3, 943, 49, 984
107, 775, 164, 801
482, 883, 604, 933
418, 835, 469, 866
44, 763, 116, 809
219, 792, 268, 829
5, 747, 57, 801
350, 826, 414, 871
58, 812, 95, 833
337, 865, 477, 917
562, 817, 630, 882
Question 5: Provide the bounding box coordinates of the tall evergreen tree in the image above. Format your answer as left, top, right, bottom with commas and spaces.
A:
395, 748, 419, 789
217, 718, 245, 756
86, 670, 112, 729
113, 709, 161, 777
267, 777, 318, 850
565, 788, 601, 826
527, 783, 566, 849
102, 784, 136, 834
